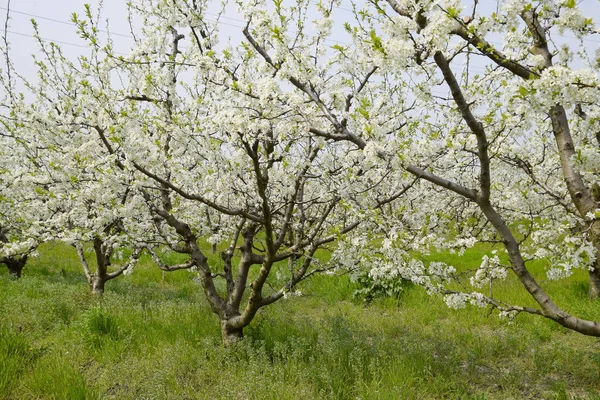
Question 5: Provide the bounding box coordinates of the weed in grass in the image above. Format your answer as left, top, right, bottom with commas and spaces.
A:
85, 307, 121, 343
23, 354, 98, 400
73, 305, 132, 363
0, 325, 37, 396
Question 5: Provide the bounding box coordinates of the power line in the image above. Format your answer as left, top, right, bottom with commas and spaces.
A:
0, 28, 99, 51
4, 3, 600, 46
0, 5, 350, 46
0, 26, 490, 75
0, 6, 134, 39
2, 7, 585, 75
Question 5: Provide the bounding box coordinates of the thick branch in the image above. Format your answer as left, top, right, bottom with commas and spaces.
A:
406, 165, 478, 201
434, 51, 491, 202
449, 23, 537, 80
74, 243, 92, 283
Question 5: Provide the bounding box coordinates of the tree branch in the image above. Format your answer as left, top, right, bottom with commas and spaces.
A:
133, 161, 264, 223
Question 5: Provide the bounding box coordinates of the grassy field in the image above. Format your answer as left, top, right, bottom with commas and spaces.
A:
1, 243, 600, 399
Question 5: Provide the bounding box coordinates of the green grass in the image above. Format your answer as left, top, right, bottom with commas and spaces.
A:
1, 242, 600, 399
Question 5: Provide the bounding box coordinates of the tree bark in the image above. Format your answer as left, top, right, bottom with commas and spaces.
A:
90, 275, 106, 295
4, 256, 27, 279
588, 221, 600, 298
88, 238, 110, 295
221, 320, 244, 347
589, 257, 600, 298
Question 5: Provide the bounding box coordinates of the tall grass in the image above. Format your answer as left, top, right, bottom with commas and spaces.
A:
0, 242, 599, 399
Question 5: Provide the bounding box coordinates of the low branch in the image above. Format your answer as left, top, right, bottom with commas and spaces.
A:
106, 247, 143, 279
406, 165, 478, 201
74, 243, 92, 283
449, 22, 537, 80
145, 246, 195, 272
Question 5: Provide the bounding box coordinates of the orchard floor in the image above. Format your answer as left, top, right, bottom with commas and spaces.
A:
1, 243, 600, 399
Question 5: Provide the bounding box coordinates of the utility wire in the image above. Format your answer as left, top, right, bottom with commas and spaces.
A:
3, 4, 600, 45
6, 6, 583, 74
0, 27, 492, 74
0, 6, 350, 45
0, 28, 101, 51
0, 7, 133, 38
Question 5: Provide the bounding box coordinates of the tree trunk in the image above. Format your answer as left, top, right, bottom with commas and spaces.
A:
90, 275, 106, 295
589, 262, 600, 298
5, 256, 27, 279
221, 320, 244, 347
589, 224, 600, 298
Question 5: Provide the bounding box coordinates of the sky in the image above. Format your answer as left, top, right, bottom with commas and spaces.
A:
0, 0, 359, 81
0, 0, 599, 91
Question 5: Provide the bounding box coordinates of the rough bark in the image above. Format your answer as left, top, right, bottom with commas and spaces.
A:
589, 262, 600, 299
589, 222, 600, 298
90, 275, 106, 294
221, 320, 244, 347
85, 238, 110, 295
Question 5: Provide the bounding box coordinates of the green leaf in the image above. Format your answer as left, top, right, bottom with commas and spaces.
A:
369, 30, 386, 55
518, 86, 528, 97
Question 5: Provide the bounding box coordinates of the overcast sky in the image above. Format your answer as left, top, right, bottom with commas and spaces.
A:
1, 0, 599, 86
0, 0, 249, 80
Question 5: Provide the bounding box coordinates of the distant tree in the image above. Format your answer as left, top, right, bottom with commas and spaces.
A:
0, 8, 47, 279
0, 15, 153, 291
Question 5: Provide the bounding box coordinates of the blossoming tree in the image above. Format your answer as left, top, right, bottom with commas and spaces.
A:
0, 16, 154, 291
320, 0, 600, 334
6, 0, 600, 340
32, 0, 408, 344
0, 133, 43, 278
0, 24, 49, 278
236, 0, 600, 334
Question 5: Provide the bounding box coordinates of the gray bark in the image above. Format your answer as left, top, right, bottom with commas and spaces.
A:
589, 251, 600, 298
90, 274, 106, 294
76, 238, 140, 295
221, 320, 244, 347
